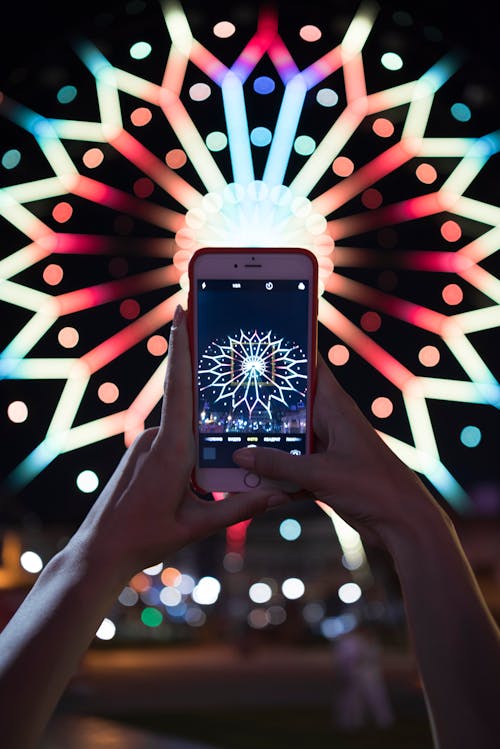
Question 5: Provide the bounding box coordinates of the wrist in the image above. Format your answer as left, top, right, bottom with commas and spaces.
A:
380, 487, 457, 569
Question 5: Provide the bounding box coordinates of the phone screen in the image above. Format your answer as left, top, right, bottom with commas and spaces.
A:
195, 278, 311, 469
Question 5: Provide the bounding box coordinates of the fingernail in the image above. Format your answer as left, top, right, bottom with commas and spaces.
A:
232, 448, 255, 469
267, 494, 289, 508
172, 304, 184, 327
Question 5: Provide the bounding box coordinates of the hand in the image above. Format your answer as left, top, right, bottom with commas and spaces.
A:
72, 305, 288, 580
233, 354, 448, 554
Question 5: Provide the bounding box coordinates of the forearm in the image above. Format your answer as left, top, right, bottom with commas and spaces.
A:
0, 536, 128, 749
387, 500, 500, 749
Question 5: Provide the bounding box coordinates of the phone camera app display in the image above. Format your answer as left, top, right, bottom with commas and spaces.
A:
196, 279, 310, 468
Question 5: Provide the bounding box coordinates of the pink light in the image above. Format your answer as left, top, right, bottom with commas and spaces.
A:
317, 143, 410, 216
133, 177, 154, 198
268, 37, 299, 81
72, 175, 185, 232
361, 188, 383, 209
328, 344, 350, 365
147, 334, 168, 356
343, 54, 367, 103
326, 273, 446, 334
300, 25, 322, 43
371, 396, 393, 418
98, 382, 119, 404
110, 130, 200, 209
231, 9, 277, 80
56, 265, 180, 315
360, 310, 381, 331
43, 263, 63, 285
82, 295, 179, 373
328, 192, 442, 240
416, 163, 438, 184
419, 345, 440, 367
82, 147, 104, 169
190, 40, 229, 85
441, 219, 462, 242
372, 118, 394, 138
52, 202, 73, 223
130, 107, 153, 127
332, 156, 354, 177
166, 149, 187, 169
319, 298, 413, 390
303, 47, 343, 87
442, 283, 464, 305
120, 299, 141, 320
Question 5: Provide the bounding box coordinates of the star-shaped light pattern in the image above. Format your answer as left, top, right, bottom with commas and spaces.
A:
0, 0, 498, 523
199, 329, 307, 420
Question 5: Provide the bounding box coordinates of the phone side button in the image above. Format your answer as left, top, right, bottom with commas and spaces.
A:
243, 471, 261, 488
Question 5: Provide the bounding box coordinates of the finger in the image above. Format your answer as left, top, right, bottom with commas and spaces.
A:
233, 447, 324, 493
202, 489, 290, 532
157, 304, 192, 440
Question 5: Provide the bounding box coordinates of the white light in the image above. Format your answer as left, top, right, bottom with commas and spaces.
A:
178, 573, 195, 595
76, 469, 99, 493
143, 562, 163, 576
338, 582, 362, 604
249, 582, 272, 604
281, 577, 305, 600
20, 550, 43, 573
118, 586, 139, 606
96, 618, 116, 640
381, 52, 403, 71
192, 576, 221, 605
160, 586, 182, 607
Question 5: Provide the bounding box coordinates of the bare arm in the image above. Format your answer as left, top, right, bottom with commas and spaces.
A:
233, 355, 500, 749
0, 306, 286, 749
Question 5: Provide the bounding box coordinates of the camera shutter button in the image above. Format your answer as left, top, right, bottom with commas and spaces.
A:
243, 471, 261, 488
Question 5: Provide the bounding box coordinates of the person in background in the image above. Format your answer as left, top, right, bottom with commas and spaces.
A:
0, 304, 499, 749
330, 621, 395, 731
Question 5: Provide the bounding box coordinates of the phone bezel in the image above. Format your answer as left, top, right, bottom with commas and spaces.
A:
187, 247, 318, 494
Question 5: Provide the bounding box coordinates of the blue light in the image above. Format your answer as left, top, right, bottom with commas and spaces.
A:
254, 76, 275, 94
250, 127, 272, 147
460, 425, 481, 447
279, 518, 302, 541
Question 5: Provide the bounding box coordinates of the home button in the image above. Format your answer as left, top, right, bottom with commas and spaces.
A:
243, 471, 261, 488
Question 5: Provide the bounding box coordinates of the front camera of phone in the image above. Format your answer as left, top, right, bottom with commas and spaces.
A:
234, 263, 238, 268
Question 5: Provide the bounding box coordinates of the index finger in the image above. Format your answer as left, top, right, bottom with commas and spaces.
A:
157, 303, 192, 439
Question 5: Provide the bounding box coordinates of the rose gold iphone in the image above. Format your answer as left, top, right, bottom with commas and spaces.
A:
187, 247, 318, 494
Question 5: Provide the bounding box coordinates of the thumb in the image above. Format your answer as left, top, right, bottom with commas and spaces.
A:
233, 447, 319, 492
204, 489, 290, 532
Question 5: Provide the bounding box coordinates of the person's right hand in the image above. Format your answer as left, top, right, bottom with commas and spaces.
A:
233, 354, 450, 555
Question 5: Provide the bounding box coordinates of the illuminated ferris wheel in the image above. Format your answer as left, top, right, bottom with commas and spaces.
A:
0, 0, 498, 522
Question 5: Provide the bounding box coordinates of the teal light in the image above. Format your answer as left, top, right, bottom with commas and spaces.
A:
460, 425, 482, 447
1, 149, 21, 169
294, 134, 316, 156
206, 131, 228, 151
130, 41, 152, 60
56, 85, 77, 104
451, 102, 472, 122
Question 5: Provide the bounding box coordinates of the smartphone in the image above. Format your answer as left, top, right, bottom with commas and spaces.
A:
187, 247, 318, 494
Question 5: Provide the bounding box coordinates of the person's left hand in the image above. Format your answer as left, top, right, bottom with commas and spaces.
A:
73, 304, 288, 581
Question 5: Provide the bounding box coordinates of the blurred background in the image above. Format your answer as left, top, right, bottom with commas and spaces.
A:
1, 1, 499, 747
